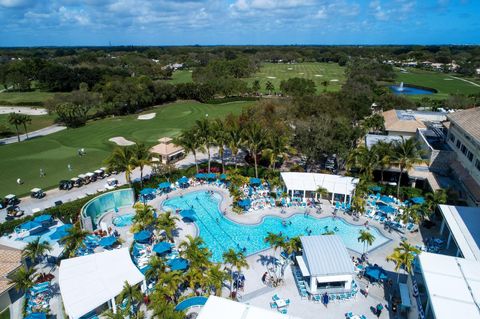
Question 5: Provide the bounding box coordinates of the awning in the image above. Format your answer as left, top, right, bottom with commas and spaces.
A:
410, 197, 425, 204
295, 255, 310, 277
399, 283, 411, 308
168, 258, 188, 271
195, 173, 207, 179
153, 242, 173, 255
134, 230, 152, 243
158, 182, 171, 189
238, 199, 251, 208
379, 195, 395, 204
364, 266, 388, 282
18, 221, 41, 231
206, 173, 217, 180
249, 177, 261, 186
369, 186, 383, 192
377, 205, 396, 215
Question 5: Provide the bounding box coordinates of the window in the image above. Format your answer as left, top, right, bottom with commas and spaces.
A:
476, 159, 480, 171
456, 140, 461, 149
449, 134, 455, 143
467, 151, 474, 162
461, 145, 467, 155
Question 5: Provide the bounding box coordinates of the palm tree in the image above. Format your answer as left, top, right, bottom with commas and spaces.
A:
283, 237, 302, 257
266, 133, 290, 171
132, 143, 152, 188
226, 119, 244, 169
131, 203, 155, 233
265, 81, 274, 95
252, 80, 261, 94
315, 186, 329, 200
243, 122, 267, 178
156, 211, 179, 242
194, 118, 214, 173
386, 241, 421, 283
105, 146, 136, 184
392, 137, 425, 198
103, 308, 145, 319
232, 251, 249, 294
22, 238, 52, 264
425, 189, 447, 216
222, 248, 239, 295
174, 129, 204, 173
212, 119, 228, 173
207, 263, 229, 296
185, 266, 206, 293
19, 114, 32, 139
60, 224, 89, 258
321, 80, 329, 92
347, 145, 380, 181
398, 204, 422, 225
264, 232, 285, 258
117, 281, 143, 315
156, 271, 183, 302
357, 230, 375, 254
150, 300, 184, 319
179, 235, 211, 269
8, 266, 36, 293
145, 256, 166, 281
8, 112, 23, 142
372, 141, 394, 183
352, 194, 366, 215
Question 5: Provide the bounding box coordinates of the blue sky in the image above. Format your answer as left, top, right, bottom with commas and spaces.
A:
0, 0, 479, 46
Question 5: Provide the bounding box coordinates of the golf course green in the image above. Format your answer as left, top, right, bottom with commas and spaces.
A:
0, 100, 253, 196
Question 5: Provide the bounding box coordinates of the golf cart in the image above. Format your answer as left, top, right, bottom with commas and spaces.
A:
78, 174, 89, 184
6, 205, 24, 220
31, 188, 46, 199
101, 167, 110, 177
94, 169, 105, 179
105, 178, 118, 190
86, 172, 97, 183
71, 177, 83, 188
4, 194, 20, 207
59, 180, 73, 190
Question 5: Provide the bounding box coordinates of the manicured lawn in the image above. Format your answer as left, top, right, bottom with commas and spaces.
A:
0, 114, 56, 136
246, 62, 346, 93
0, 309, 9, 319
394, 68, 480, 100
0, 100, 253, 196
0, 90, 63, 105
167, 70, 193, 84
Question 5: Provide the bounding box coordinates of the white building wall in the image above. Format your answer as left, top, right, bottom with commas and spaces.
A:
447, 124, 480, 186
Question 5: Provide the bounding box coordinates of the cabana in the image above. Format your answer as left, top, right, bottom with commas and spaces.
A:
59, 248, 145, 319
153, 242, 173, 255
180, 209, 196, 221
134, 230, 152, 243
149, 137, 184, 164
298, 235, 355, 294
364, 265, 388, 283
249, 177, 261, 186
168, 258, 188, 271
281, 172, 359, 203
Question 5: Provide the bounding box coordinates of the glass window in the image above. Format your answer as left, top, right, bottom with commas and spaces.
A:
476, 160, 480, 171
456, 140, 461, 149
449, 134, 455, 142
461, 145, 467, 155
467, 151, 473, 162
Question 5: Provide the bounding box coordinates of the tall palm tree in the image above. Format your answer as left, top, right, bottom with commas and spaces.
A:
357, 230, 375, 254
179, 235, 211, 269
425, 189, 447, 216
174, 129, 204, 174
105, 146, 136, 184
315, 186, 329, 200
283, 237, 302, 257
232, 251, 249, 294
212, 119, 228, 173
22, 238, 52, 264
372, 141, 394, 183
397, 204, 422, 225
145, 256, 166, 282
8, 112, 23, 142
392, 137, 425, 198
131, 203, 156, 233
103, 308, 145, 319
156, 211, 179, 242
19, 114, 32, 139
265, 81, 274, 95
226, 119, 244, 169
150, 301, 184, 319
194, 118, 214, 173
132, 143, 152, 188
60, 224, 89, 258
222, 248, 239, 295
266, 133, 290, 171
207, 263, 229, 296
243, 122, 267, 178
386, 241, 421, 283
156, 271, 183, 303
117, 281, 143, 315
8, 266, 36, 293
347, 145, 380, 181
264, 232, 285, 258
185, 266, 206, 293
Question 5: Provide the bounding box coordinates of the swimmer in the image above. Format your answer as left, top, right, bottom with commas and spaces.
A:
289, 221, 292, 225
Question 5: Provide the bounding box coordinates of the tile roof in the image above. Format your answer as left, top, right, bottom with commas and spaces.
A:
150, 137, 184, 156
447, 108, 480, 142
0, 245, 22, 294
383, 109, 426, 133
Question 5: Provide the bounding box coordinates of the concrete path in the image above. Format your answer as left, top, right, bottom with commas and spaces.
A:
0, 106, 48, 115
449, 76, 480, 87
0, 124, 66, 145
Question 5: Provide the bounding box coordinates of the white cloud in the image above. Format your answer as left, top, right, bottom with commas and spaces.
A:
314, 6, 327, 19
0, 0, 31, 8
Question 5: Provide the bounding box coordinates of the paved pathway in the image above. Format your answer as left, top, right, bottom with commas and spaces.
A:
0, 124, 66, 145
0, 106, 48, 115
449, 76, 480, 87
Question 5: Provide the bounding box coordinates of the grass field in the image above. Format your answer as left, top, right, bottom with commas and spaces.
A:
168, 70, 193, 84
0, 100, 253, 196
0, 114, 56, 136
394, 68, 480, 100
0, 90, 62, 105
246, 62, 346, 93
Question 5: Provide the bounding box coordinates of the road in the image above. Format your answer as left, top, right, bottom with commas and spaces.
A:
0, 124, 66, 145
0, 147, 245, 222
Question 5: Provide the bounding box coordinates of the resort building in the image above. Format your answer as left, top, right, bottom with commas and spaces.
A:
196, 296, 303, 319
59, 248, 145, 319
445, 108, 480, 205
382, 109, 447, 138
297, 236, 355, 294
150, 137, 185, 164
436, 204, 480, 261
280, 172, 358, 203
0, 245, 22, 315
410, 252, 480, 319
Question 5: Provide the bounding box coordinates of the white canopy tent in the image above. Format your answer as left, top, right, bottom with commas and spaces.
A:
197, 296, 303, 319
280, 172, 359, 203
59, 248, 145, 319
418, 252, 480, 319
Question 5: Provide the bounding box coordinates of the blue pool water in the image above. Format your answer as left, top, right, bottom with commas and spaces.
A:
113, 213, 134, 227
389, 85, 434, 95
163, 191, 390, 262
20, 226, 58, 245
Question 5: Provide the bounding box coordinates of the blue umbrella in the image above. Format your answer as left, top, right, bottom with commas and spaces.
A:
140, 188, 156, 195
369, 186, 383, 192
178, 176, 189, 184
25, 313, 47, 319
377, 205, 396, 215
220, 174, 227, 180
195, 173, 206, 179
99, 236, 117, 247
180, 209, 196, 221
238, 198, 251, 208
249, 177, 261, 186
33, 214, 52, 223
410, 197, 425, 204
365, 266, 388, 281
134, 230, 152, 243
379, 195, 395, 204
153, 242, 173, 255
206, 173, 217, 180
168, 258, 188, 271
49, 224, 73, 240
158, 182, 171, 189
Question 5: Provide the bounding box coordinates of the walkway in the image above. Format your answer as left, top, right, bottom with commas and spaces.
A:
0, 124, 66, 145
449, 76, 480, 88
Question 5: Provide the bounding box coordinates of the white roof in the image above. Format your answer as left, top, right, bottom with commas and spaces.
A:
197, 296, 303, 319
419, 252, 480, 319
438, 205, 480, 261
281, 172, 358, 195
59, 248, 144, 319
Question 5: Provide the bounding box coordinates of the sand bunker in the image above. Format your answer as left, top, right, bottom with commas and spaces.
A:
138, 113, 156, 120
444, 78, 453, 80
314, 74, 323, 77
299, 73, 305, 75
287, 67, 293, 70
267, 76, 276, 79
0, 106, 47, 115
330, 79, 339, 82
109, 136, 135, 146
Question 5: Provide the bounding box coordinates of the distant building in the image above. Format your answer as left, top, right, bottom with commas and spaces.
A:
382, 109, 447, 138
446, 108, 480, 205
0, 245, 22, 314
150, 137, 185, 164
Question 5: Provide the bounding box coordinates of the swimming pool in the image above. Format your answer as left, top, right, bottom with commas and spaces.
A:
113, 213, 134, 227
20, 226, 59, 245
162, 191, 391, 262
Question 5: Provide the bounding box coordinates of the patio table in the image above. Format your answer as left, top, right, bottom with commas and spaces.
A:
275, 299, 287, 308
